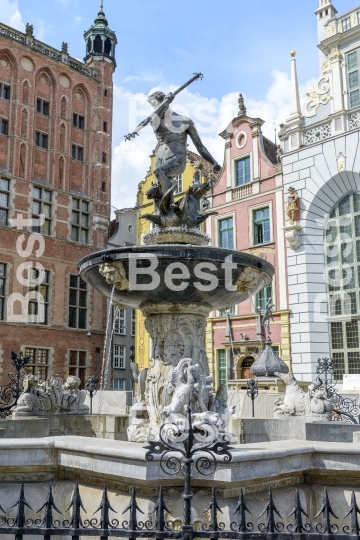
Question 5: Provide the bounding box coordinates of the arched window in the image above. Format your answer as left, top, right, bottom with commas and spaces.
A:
325, 192, 360, 379
94, 35, 102, 54
104, 37, 112, 56
102, 152, 107, 164
87, 38, 91, 54
101, 182, 106, 192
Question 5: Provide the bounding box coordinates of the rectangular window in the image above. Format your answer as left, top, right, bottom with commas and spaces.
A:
68, 274, 87, 329
24, 347, 50, 381
71, 198, 89, 244
256, 285, 273, 312
35, 131, 48, 149
28, 268, 50, 325
218, 217, 234, 249
235, 156, 251, 186
347, 50, 360, 109
31, 186, 52, 235
0, 119, 8, 136
219, 306, 236, 317
36, 99, 49, 116
113, 378, 126, 390
0, 178, 10, 227
114, 308, 126, 335
73, 113, 85, 129
174, 174, 182, 194
131, 309, 136, 336
103, 121, 108, 133
342, 17, 351, 31
217, 349, 227, 385
69, 350, 87, 388
72, 145, 83, 162
253, 207, 271, 245
113, 345, 125, 369
0, 83, 10, 100
0, 263, 6, 321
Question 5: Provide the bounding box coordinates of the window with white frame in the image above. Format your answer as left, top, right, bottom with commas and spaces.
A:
28, 268, 50, 325
113, 345, 125, 369
131, 309, 136, 336
174, 174, 182, 194
253, 207, 271, 245
218, 306, 236, 317
114, 308, 126, 335
71, 198, 89, 244
342, 17, 351, 32
347, 49, 360, 109
113, 378, 126, 390
0, 178, 10, 227
235, 156, 251, 186
32, 186, 52, 236
218, 217, 234, 249
24, 347, 50, 381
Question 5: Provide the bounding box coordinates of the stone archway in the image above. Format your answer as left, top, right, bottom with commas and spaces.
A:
284, 148, 360, 380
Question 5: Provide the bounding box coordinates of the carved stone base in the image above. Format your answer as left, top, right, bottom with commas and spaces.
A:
128, 310, 233, 442
142, 226, 210, 246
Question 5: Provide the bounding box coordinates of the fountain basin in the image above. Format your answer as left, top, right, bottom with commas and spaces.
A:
79, 244, 274, 313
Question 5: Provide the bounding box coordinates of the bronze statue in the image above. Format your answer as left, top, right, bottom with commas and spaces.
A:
125, 74, 220, 230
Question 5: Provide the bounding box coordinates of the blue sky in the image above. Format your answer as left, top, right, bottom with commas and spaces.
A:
1, 0, 357, 210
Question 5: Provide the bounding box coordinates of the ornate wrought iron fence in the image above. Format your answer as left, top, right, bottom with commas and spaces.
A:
0, 406, 360, 539
0, 351, 30, 418
313, 358, 360, 424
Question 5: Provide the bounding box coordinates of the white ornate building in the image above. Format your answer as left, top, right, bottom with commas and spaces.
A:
280, 0, 360, 382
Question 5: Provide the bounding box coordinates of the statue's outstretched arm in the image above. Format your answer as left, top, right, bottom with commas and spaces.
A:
187, 121, 221, 172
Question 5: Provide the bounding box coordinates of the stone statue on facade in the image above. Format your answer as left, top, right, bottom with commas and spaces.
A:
286, 187, 300, 224
274, 371, 333, 420
12, 374, 89, 415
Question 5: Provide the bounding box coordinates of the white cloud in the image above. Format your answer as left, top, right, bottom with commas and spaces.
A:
111, 70, 315, 214
0, 0, 24, 31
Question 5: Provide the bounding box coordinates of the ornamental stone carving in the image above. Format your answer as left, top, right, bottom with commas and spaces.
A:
236, 267, 263, 294
99, 261, 129, 290
12, 375, 89, 415
303, 76, 330, 118
286, 187, 300, 224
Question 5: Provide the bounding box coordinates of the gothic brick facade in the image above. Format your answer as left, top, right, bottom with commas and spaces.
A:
0, 11, 116, 386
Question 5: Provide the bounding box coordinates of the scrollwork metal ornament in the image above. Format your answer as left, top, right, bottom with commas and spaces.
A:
313, 357, 360, 424
0, 351, 30, 418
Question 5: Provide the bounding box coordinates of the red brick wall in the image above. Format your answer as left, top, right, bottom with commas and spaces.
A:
0, 29, 114, 385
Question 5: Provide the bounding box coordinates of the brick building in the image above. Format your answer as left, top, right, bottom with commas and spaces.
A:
0, 5, 116, 386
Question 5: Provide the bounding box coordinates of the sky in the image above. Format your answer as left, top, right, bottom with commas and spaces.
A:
0, 0, 357, 212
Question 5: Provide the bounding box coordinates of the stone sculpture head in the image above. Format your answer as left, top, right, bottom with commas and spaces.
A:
147, 91, 165, 108
23, 374, 39, 392
274, 371, 297, 386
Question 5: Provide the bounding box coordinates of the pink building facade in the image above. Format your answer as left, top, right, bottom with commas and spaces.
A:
205, 97, 291, 387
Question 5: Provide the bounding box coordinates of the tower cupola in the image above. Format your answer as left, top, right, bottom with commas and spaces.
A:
84, 1, 117, 69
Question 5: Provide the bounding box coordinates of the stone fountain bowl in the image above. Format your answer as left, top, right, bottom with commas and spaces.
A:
78, 245, 274, 314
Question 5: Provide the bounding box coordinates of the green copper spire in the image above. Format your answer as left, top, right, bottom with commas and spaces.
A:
83, 0, 117, 68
